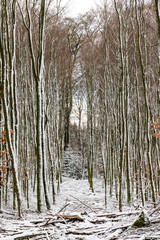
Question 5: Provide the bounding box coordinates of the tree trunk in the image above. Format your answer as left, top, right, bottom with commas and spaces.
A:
154, 0, 160, 100
0, 0, 22, 217
36, 80, 42, 212
135, 0, 156, 204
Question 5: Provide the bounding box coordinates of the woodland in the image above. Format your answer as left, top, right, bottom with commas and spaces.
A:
0, 0, 160, 239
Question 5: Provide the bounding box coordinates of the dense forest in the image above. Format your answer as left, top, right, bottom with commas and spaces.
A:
0, 0, 160, 220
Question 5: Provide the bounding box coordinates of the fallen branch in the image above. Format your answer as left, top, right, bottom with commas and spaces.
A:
66, 222, 128, 237
150, 217, 160, 224
57, 203, 70, 214
0, 209, 16, 216
66, 226, 111, 236
1, 231, 47, 240
30, 219, 44, 224
55, 214, 84, 221
149, 204, 160, 217
90, 219, 107, 224
145, 237, 160, 240
139, 236, 160, 240
109, 223, 131, 232
97, 211, 139, 218
41, 213, 84, 227
66, 230, 93, 236
65, 219, 113, 236
105, 229, 123, 240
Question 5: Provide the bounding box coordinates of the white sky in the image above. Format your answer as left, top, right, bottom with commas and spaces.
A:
63, 0, 101, 17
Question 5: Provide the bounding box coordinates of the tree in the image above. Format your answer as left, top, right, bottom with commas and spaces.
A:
79, 11, 100, 192
18, 0, 51, 212
154, 0, 160, 98
0, 0, 22, 217
135, 0, 156, 204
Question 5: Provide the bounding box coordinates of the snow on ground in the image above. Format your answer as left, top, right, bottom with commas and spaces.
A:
0, 177, 160, 239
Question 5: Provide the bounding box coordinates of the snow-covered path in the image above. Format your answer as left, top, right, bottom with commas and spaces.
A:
0, 178, 160, 239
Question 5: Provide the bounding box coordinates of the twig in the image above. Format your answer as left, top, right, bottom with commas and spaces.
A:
69, 195, 96, 213
149, 204, 160, 216
57, 203, 70, 214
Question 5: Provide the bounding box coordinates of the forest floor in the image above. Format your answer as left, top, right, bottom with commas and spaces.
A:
0, 177, 160, 240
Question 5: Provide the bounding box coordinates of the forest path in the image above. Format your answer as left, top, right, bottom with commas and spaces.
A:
0, 178, 160, 239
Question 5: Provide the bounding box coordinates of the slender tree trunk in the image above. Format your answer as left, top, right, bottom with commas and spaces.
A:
0, 62, 2, 210
36, 80, 42, 212
124, 5, 131, 203
135, 0, 156, 204
41, 81, 51, 210
0, 0, 22, 217
19, 0, 46, 212
154, 0, 160, 99
132, 17, 145, 205
114, 0, 126, 212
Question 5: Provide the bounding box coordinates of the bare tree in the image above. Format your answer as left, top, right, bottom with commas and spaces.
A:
135, 0, 156, 204
18, 0, 51, 212
0, 0, 22, 217
154, 0, 160, 95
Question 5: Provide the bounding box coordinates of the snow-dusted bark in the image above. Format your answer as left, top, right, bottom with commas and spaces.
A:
100, 1, 110, 207
135, 0, 156, 204
0, 55, 2, 211
18, 0, 48, 212
154, 0, 160, 99
41, 78, 51, 210
131, 15, 145, 206
86, 73, 95, 192
36, 80, 43, 212
124, 1, 131, 204
0, 0, 22, 217
114, 0, 126, 212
